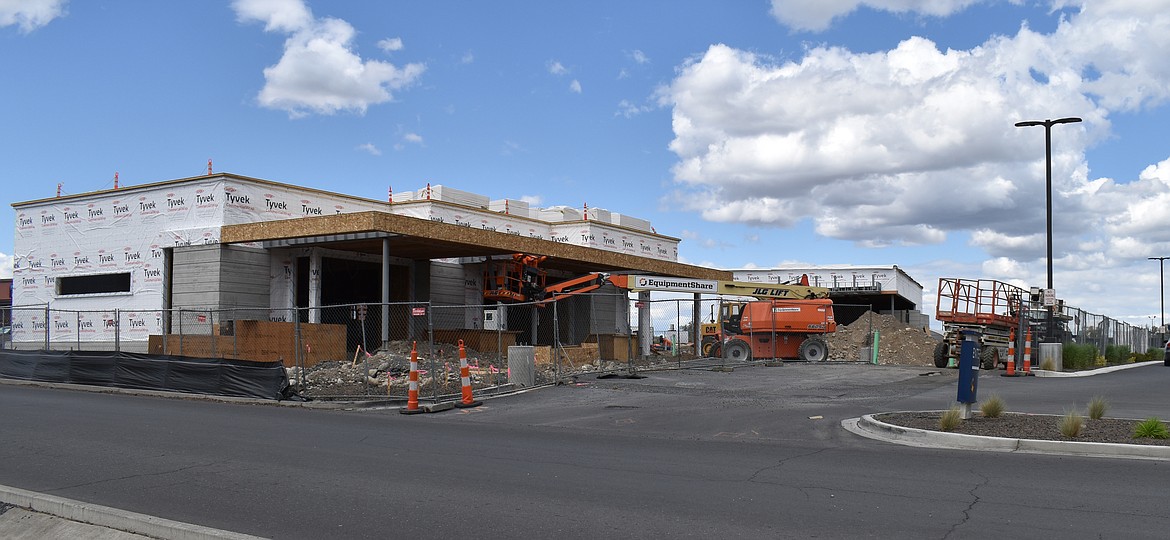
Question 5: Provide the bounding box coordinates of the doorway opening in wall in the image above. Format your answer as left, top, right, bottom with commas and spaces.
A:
294, 255, 410, 353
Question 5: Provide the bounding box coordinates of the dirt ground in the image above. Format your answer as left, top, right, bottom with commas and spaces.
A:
292, 311, 941, 398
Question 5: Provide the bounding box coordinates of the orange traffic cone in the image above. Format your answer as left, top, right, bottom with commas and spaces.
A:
455, 339, 482, 408
400, 341, 424, 415
1023, 330, 1033, 374
1003, 329, 1018, 376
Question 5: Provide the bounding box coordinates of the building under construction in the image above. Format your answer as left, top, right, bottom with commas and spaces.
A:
8, 172, 727, 359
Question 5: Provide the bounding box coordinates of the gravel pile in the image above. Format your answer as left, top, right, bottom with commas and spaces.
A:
827, 311, 940, 366
291, 340, 688, 397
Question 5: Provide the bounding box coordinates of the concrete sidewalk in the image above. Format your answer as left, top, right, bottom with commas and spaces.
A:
0, 485, 266, 540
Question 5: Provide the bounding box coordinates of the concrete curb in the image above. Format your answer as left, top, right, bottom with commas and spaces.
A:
843, 413, 1170, 461
1032, 360, 1161, 377
0, 484, 268, 539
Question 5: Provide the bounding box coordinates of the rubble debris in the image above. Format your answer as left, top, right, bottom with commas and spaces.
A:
826, 311, 940, 366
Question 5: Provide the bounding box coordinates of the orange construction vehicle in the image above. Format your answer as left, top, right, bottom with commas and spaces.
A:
700, 276, 836, 362
483, 254, 837, 361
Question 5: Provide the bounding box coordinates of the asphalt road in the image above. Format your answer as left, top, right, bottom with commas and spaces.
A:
2, 362, 1169, 539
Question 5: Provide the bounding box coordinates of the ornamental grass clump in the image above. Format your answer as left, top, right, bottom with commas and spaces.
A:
1059, 409, 1084, 438
1133, 417, 1170, 439
1087, 396, 1108, 420
980, 394, 1006, 418
939, 406, 963, 432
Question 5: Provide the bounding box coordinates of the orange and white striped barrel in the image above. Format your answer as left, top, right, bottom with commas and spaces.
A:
1023, 330, 1033, 372
400, 341, 424, 414
1005, 328, 1017, 376
455, 339, 482, 408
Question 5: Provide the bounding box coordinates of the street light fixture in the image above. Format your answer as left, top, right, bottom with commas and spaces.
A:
1015, 116, 1082, 342
1150, 256, 1169, 332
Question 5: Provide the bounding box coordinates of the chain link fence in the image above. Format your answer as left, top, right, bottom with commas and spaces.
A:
1062, 305, 1152, 355
4, 294, 1153, 399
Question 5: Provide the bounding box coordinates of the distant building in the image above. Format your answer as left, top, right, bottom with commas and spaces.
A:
1, 278, 11, 326
730, 265, 928, 328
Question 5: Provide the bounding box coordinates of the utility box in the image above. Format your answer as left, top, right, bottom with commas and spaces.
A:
508, 345, 535, 387
1039, 343, 1062, 371
957, 330, 980, 418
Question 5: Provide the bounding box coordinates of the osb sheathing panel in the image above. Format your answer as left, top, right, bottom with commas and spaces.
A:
220, 211, 730, 280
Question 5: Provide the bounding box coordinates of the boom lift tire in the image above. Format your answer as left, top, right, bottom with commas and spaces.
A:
724, 339, 751, 362
799, 336, 829, 362
981, 346, 999, 371
933, 342, 949, 369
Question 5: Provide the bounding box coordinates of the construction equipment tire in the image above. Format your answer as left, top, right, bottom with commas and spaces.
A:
933, 342, 949, 368
724, 339, 751, 362
981, 346, 999, 371
700, 337, 717, 357
799, 336, 828, 362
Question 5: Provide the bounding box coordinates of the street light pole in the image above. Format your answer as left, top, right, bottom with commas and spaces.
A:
1015, 117, 1082, 343
1150, 256, 1169, 332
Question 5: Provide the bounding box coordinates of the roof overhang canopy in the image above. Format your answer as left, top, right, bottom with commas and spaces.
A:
220, 211, 730, 280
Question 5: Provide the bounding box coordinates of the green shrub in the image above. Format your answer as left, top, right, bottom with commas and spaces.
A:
939, 407, 963, 432
1062, 344, 1098, 371
1133, 418, 1170, 439
980, 394, 1006, 418
1087, 396, 1108, 420
1105, 345, 1130, 365
1136, 349, 1161, 363
1059, 410, 1084, 438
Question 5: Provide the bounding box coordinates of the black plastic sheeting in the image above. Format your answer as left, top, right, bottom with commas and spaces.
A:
0, 349, 289, 400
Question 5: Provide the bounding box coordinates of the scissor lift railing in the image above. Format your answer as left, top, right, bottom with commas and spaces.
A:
936, 278, 1024, 327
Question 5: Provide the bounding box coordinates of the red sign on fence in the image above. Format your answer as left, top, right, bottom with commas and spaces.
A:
411, 307, 427, 317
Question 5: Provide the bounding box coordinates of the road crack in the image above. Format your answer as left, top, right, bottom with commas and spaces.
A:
943, 471, 990, 539
47, 460, 230, 492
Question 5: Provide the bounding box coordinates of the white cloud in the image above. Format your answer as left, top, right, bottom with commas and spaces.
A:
0, 0, 66, 32
519, 195, 543, 206
548, 60, 568, 75
569, 79, 582, 93
233, 0, 312, 33
461, 51, 475, 64
377, 37, 403, 52
402, 132, 423, 145
501, 140, 524, 156
770, 0, 990, 32
0, 252, 12, 279
617, 99, 653, 118
356, 143, 381, 155
663, 2, 1170, 323
233, 0, 425, 117
631, 49, 650, 64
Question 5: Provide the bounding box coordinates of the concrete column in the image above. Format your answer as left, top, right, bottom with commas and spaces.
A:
692, 293, 701, 352
381, 238, 390, 348
638, 290, 651, 358
308, 249, 321, 324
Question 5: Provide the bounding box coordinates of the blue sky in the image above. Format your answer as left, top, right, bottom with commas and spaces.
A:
3, 0, 1170, 330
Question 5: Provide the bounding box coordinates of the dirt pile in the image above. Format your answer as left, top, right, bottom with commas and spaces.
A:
827, 311, 939, 366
